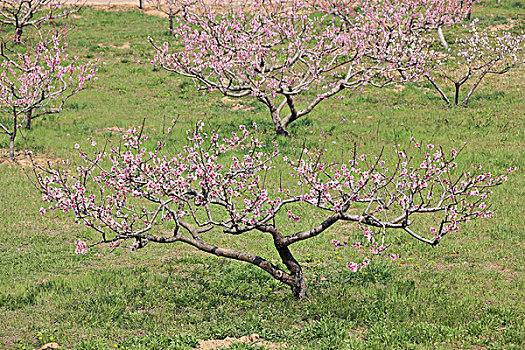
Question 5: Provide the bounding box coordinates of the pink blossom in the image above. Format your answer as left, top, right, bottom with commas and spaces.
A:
74, 239, 88, 255
346, 262, 359, 272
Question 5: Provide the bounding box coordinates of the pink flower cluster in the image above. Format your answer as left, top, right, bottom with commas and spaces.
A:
74, 239, 87, 255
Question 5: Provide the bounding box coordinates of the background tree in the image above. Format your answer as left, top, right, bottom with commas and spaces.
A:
425, 20, 525, 106
0, 31, 101, 159
0, 0, 79, 43
145, 0, 181, 35
149, 0, 474, 136
31, 122, 512, 299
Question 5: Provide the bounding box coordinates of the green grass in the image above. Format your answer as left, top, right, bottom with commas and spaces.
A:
0, 2, 524, 349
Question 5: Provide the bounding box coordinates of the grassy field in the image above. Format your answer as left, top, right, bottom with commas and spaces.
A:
0, 1, 524, 349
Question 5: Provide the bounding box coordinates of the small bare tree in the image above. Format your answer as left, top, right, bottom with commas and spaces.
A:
145, 0, 182, 35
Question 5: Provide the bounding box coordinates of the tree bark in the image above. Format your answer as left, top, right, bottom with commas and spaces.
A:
462, 70, 489, 105
454, 82, 460, 105
425, 75, 450, 105
271, 110, 289, 136
9, 112, 17, 160
437, 27, 448, 49
273, 239, 306, 299
169, 10, 174, 36
25, 109, 32, 130
15, 26, 23, 44
9, 132, 15, 160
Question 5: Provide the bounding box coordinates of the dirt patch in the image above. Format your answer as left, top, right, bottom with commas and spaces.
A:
221, 97, 254, 112
390, 84, 406, 93
83, 3, 169, 18
35, 342, 61, 350
483, 263, 518, 278
96, 126, 126, 134
488, 19, 520, 32
98, 42, 131, 49
194, 334, 286, 350
0, 150, 62, 168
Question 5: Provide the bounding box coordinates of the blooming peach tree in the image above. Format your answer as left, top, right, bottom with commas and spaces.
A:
425, 20, 525, 106
0, 32, 101, 159
149, 0, 474, 135
31, 122, 512, 299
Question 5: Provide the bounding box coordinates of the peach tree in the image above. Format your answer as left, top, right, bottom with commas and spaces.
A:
148, 0, 474, 135
425, 20, 525, 106
31, 122, 512, 299
0, 31, 101, 159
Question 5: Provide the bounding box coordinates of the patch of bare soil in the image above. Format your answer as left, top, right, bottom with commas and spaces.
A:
96, 126, 126, 134
488, 19, 520, 32
0, 150, 62, 168
390, 84, 406, 93
194, 334, 286, 350
221, 97, 255, 112
90, 3, 168, 17
35, 343, 61, 350
98, 42, 131, 49
483, 263, 518, 279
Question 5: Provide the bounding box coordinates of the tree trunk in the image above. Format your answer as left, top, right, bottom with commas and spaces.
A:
290, 268, 307, 299
462, 70, 489, 106
25, 109, 32, 130
425, 75, 450, 105
271, 110, 289, 136
437, 27, 448, 49
454, 83, 460, 105
9, 113, 17, 160
9, 132, 15, 160
169, 10, 174, 36
15, 26, 23, 44
274, 241, 306, 299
